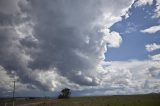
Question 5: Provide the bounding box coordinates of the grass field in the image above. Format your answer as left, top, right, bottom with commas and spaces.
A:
0, 98, 45, 106
1, 94, 160, 106
34, 94, 160, 106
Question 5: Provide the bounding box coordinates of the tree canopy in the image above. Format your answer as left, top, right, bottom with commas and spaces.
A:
58, 88, 71, 99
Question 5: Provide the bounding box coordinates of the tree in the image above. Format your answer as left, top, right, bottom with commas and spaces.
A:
58, 88, 71, 99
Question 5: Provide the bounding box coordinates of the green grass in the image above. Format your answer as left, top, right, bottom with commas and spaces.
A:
0, 98, 44, 106
1, 94, 160, 106
37, 94, 160, 106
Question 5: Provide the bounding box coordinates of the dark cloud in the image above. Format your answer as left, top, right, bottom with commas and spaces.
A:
0, 0, 20, 14
0, 8, 46, 90
0, 0, 134, 93
25, 0, 107, 86
0, 0, 105, 91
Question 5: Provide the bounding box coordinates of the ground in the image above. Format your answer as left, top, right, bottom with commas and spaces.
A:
0, 94, 160, 106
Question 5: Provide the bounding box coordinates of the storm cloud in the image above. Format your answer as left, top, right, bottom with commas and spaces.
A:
0, 0, 135, 92
1, 0, 160, 97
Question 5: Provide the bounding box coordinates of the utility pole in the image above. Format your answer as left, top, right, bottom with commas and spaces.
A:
12, 80, 15, 106
43, 90, 46, 106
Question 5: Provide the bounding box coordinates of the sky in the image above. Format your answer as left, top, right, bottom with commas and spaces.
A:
0, 0, 160, 97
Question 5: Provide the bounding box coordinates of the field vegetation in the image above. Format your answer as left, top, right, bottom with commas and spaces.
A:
33, 94, 160, 106
1, 94, 160, 106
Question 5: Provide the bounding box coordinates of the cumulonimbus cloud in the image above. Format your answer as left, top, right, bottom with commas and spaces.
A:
0, 0, 135, 92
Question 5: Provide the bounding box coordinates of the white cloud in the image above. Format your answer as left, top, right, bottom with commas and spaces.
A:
135, 0, 160, 18
150, 54, 160, 60
30, 59, 160, 95
71, 60, 160, 96
141, 25, 160, 34
98, 60, 160, 95
102, 29, 122, 48
107, 31, 122, 48
1, 58, 160, 96
134, 0, 153, 7
0, 66, 14, 91
153, 0, 160, 18
145, 43, 160, 52
14, 21, 35, 39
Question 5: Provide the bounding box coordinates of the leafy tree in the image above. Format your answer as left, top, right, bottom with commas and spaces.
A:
58, 88, 71, 99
